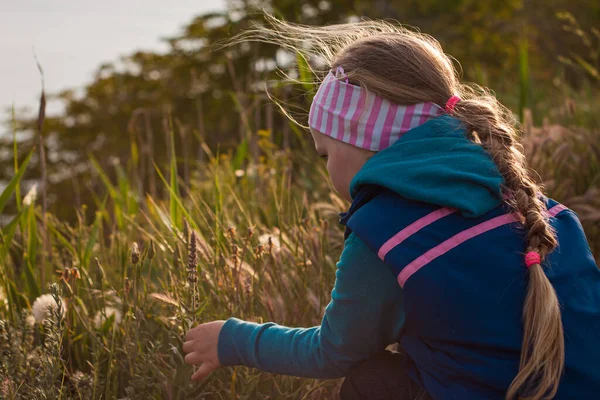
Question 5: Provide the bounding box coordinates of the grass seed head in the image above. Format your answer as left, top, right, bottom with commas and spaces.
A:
226, 226, 237, 241
187, 231, 198, 283
147, 240, 156, 260
131, 242, 140, 265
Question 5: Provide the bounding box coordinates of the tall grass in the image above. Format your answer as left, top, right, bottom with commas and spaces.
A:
1, 64, 599, 399
1, 113, 351, 398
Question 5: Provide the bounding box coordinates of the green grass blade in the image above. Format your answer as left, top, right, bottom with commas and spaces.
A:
232, 138, 249, 170
0, 210, 24, 271
153, 162, 194, 231
24, 204, 40, 297
0, 149, 33, 215
24, 258, 40, 298
116, 163, 138, 216
88, 154, 119, 200
168, 114, 181, 231
8, 280, 30, 312
26, 203, 39, 272
296, 52, 315, 97
89, 153, 125, 229
1, 209, 23, 245
48, 221, 78, 259
82, 211, 102, 270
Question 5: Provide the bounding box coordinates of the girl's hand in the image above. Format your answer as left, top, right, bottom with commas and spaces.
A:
183, 320, 226, 381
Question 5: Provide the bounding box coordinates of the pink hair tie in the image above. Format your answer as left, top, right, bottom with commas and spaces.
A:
445, 95, 461, 113
525, 251, 541, 269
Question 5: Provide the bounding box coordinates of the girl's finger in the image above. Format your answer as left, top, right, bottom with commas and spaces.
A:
184, 325, 204, 341
184, 351, 204, 365
183, 338, 210, 355
182, 340, 195, 353
191, 362, 215, 381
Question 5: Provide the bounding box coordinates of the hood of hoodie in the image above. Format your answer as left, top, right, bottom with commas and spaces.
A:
349, 114, 504, 218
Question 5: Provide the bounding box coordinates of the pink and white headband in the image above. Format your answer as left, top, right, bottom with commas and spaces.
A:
308, 66, 461, 151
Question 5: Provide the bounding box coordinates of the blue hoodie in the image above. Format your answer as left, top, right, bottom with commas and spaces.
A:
217, 115, 600, 398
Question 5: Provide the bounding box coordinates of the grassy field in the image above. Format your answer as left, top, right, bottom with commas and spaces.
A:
1, 78, 600, 398
1, 126, 351, 398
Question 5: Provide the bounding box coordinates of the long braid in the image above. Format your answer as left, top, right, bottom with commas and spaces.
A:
453, 91, 564, 400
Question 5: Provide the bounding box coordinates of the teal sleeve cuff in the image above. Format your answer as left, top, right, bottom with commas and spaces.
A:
217, 317, 274, 367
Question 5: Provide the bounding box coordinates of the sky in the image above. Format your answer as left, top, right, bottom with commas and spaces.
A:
0, 0, 226, 127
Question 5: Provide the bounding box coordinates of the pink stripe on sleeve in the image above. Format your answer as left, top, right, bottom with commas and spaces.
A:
378, 207, 457, 260
397, 213, 520, 287
548, 204, 567, 217
396, 203, 567, 288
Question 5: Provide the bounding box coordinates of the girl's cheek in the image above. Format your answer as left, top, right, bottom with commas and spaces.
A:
329, 162, 352, 201
326, 161, 339, 188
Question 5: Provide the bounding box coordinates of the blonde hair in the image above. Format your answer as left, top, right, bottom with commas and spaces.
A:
229, 13, 564, 400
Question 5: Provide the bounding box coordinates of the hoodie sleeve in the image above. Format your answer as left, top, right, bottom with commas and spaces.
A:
216, 232, 405, 379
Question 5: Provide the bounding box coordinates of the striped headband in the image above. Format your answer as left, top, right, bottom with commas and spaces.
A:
308, 66, 447, 151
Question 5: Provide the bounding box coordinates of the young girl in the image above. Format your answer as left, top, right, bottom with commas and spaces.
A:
182, 15, 600, 399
